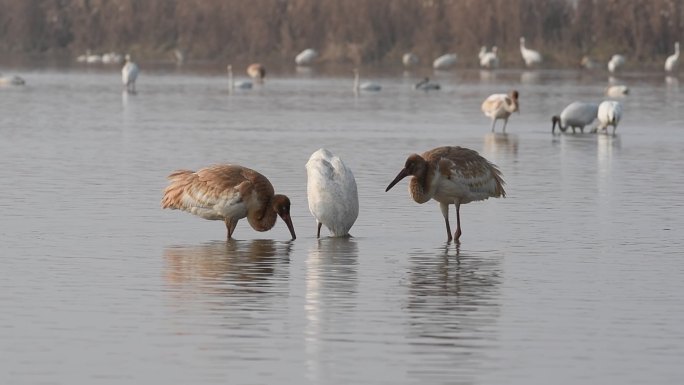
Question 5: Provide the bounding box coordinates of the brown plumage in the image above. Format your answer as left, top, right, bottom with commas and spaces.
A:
247, 63, 266, 81
386, 146, 505, 243
161, 164, 296, 240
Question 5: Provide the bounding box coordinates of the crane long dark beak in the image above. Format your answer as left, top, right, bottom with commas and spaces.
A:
280, 213, 296, 240
386, 168, 410, 192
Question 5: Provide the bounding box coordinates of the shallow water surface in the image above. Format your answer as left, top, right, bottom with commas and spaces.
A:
1, 66, 683, 384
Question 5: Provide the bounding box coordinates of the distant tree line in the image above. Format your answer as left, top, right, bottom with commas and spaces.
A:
0, 0, 681, 68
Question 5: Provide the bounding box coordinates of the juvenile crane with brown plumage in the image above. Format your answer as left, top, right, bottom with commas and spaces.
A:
161, 164, 296, 240
385, 146, 505, 243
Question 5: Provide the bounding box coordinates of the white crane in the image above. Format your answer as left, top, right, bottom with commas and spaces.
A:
306, 149, 359, 238
551, 101, 598, 134
608, 54, 626, 73
665, 42, 680, 72
433, 53, 458, 70
480, 46, 500, 69
605, 85, 629, 97
121, 54, 139, 93
520, 37, 542, 67
295, 48, 318, 66
402, 52, 419, 68
596, 101, 622, 136
352, 68, 381, 93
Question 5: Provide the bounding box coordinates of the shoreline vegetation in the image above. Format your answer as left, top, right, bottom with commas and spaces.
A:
0, 0, 681, 69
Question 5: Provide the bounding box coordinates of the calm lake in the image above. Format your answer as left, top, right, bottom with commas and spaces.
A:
1, 63, 683, 384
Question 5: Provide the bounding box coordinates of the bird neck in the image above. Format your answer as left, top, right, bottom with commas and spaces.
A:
247, 200, 277, 232
409, 165, 436, 204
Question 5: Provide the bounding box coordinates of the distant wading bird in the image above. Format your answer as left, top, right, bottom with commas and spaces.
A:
403, 52, 419, 68
385, 146, 505, 243
605, 84, 629, 97
247, 63, 266, 82
161, 164, 296, 240
551, 101, 599, 134
607, 54, 626, 73
352, 68, 381, 92
665, 42, 680, 72
433, 53, 458, 70
520, 37, 542, 67
414, 77, 441, 91
295, 48, 318, 66
480, 46, 500, 69
481, 90, 520, 132
227, 65, 252, 90
306, 149, 359, 238
122, 54, 139, 93
596, 101, 622, 136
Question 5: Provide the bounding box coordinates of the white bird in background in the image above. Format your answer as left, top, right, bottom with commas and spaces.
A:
352, 68, 381, 92
481, 90, 520, 132
480, 46, 500, 69
161, 164, 296, 240
0, 75, 26, 86
385, 146, 506, 243
433, 53, 458, 70
520, 37, 542, 67
121, 54, 139, 93
551, 101, 598, 134
478, 46, 487, 62
414, 77, 441, 91
247, 63, 266, 82
665, 42, 680, 72
306, 149, 359, 238
402, 52, 419, 68
295, 48, 318, 66
596, 100, 622, 136
605, 84, 629, 97
227, 65, 252, 90
608, 54, 626, 73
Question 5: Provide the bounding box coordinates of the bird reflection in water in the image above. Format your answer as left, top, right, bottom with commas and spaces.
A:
406, 245, 502, 360
163, 239, 292, 295
483, 132, 519, 158
304, 237, 359, 382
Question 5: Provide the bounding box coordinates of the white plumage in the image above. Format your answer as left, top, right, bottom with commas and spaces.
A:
433, 53, 458, 69
121, 54, 139, 93
480, 46, 499, 69
0, 75, 25, 86
520, 37, 542, 67
551, 101, 599, 134
295, 48, 318, 66
665, 42, 680, 72
353, 68, 381, 92
306, 149, 359, 238
481, 90, 520, 132
596, 101, 622, 136
605, 85, 629, 97
402, 52, 419, 68
608, 54, 626, 73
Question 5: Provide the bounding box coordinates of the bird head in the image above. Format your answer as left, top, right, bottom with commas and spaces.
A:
272, 194, 296, 240
386, 154, 425, 192
551, 115, 561, 134
511, 90, 520, 113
